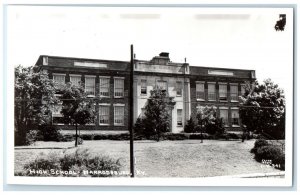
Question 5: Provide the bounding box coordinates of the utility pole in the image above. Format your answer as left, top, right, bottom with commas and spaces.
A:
129, 44, 135, 177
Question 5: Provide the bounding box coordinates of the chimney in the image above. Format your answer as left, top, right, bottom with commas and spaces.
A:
159, 52, 169, 58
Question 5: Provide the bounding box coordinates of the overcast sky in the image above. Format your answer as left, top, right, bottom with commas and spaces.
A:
6, 6, 293, 91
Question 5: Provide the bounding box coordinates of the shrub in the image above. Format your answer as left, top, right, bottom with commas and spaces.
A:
21, 149, 122, 177
189, 133, 212, 140
81, 134, 94, 140
25, 130, 40, 145
38, 125, 63, 141
204, 118, 225, 136
184, 117, 196, 133
251, 139, 269, 153
254, 145, 285, 170
226, 133, 241, 140
162, 133, 188, 140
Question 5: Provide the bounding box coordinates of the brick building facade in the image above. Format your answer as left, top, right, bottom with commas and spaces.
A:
35, 52, 255, 132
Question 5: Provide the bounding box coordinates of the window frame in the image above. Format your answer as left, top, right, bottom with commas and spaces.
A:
114, 105, 125, 126
84, 75, 96, 97
177, 109, 183, 126
114, 77, 125, 98
52, 73, 66, 85
219, 83, 228, 102
230, 83, 239, 102
231, 108, 240, 127
99, 104, 110, 126
207, 82, 216, 101
176, 81, 183, 97
196, 81, 205, 101
69, 74, 82, 87
140, 79, 147, 96
219, 107, 229, 127
99, 77, 110, 98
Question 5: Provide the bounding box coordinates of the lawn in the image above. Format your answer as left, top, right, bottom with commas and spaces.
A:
14, 139, 282, 177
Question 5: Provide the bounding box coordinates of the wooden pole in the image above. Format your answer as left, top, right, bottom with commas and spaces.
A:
129, 44, 135, 177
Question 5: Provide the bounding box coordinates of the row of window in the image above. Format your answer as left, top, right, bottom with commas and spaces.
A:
196, 82, 245, 102
53, 74, 125, 98
52, 104, 125, 126
174, 108, 240, 127
141, 80, 183, 96
140, 80, 245, 101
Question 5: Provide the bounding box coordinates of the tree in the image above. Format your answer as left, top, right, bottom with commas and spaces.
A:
196, 105, 217, 142
239, 79, 285, 139
60, 83, 95, 147
142, 87, 175, 141
184, 117, 196, 133
14, 65, 58, 145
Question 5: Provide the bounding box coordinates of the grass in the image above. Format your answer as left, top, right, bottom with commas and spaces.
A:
15, 140, 282, 177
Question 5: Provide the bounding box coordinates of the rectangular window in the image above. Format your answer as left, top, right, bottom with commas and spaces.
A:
196, 82, 205, 100
219, 109, 229, 126
231, 109, 240, 126
53, 74, 65, 85
52, 102, 64, 125
114, 106, 125, 125
208, 83, 216, 101
219, 84, 227, 101
141, 79, 147, 95
140, 108, 146, 118
70, 75, 81, 86
230, 85, 238, 102
100, 77, 110, 97
176, 82, 183, 96
85, 76, 95, 96
157, 81, 167, 91
114, 78, 124, 97
177, 109, 183, 126
99, 105, 110, 125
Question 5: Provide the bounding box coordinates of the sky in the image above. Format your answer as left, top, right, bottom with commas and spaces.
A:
6, 6, 293, 91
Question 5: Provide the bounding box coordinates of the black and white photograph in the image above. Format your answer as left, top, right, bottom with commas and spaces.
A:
3, 2, 295, 188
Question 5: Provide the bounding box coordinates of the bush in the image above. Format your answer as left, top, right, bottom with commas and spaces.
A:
21, 149, 122, 177
254, 139, 269, 148
162, 133, 188, 140
25, 130, 40, 145
38, 125, 63, 141
81, 134, 94, 140
189, 133, 212, 140
251, 139, 269, 153
254, 145, 285, 170
184, 117, 196, 133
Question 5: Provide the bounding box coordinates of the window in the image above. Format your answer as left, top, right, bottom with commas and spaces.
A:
176, 82, 183, 96
53, 74, 65, 85
85, 76, 95, 96
114, 78, 124, 97
70, 75, 81, 86
114, 106, 124, 125
241, 84, 246, 96
43, 56, 48, 65
219, 84, 227, 101
208, 83, 216, 101
52, 102, 64, 125
99, 105, 110, 125
140, 108, 146, 118
141, 79, 147, 95
177, 109, 183, 126
230, 85, 238, 102
100, 77, 110, 97
157, 80, 167, 91
219, 109, 229, 126
231, 109, 240, 126
196, 82, 205, 100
